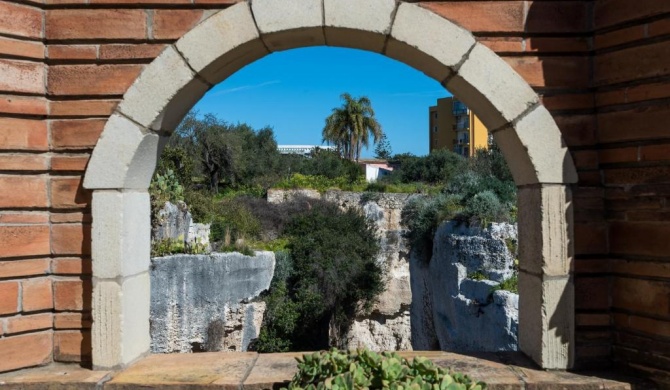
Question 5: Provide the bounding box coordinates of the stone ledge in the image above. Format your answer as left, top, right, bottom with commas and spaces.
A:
0, 352, 652, 389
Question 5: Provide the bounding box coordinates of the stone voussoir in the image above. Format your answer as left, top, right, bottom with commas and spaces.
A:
175, 2, 268, 86
252, 0, 324, 51
83, 113, 161, 190
446, 42, 540, 131
386, 2, 476, 83
117, 45, 210, 133
323, 0, 397, 52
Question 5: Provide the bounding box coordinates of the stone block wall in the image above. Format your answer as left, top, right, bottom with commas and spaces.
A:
0, 0, 667, 384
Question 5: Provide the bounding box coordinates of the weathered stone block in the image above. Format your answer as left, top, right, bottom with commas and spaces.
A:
324, 0, 396, 52
387, 3, 475, 82
252, 0, 324, 51
117, 46, 209, 132
176, 3, 268, 85
446, 43, 539, 130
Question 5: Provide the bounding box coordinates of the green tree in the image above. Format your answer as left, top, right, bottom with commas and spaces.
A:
322, 93, 383, 162
374, 133, 392, 160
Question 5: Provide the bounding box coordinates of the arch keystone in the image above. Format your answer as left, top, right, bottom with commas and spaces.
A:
386, 3, 475, 82
176, 2, 268, 85
324, 0, 396, 53
252, 0, 324, 51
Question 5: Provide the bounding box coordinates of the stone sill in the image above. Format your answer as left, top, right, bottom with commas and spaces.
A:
0, 351, 652, 389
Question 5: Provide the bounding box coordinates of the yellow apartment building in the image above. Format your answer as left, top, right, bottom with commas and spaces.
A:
428, 97, 489, 157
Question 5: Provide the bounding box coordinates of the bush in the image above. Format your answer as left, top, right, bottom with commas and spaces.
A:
149, 169, 184, 226
386, 150, 465, 184
401, 194, 462, 261
463, 190, 510, 227
284, 349, 486, 390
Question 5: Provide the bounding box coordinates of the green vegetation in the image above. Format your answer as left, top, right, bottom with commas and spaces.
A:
467, 271, 488, 281
151, 237, 208, 257
254, 201, 384, 352
491, 275, 519, 295
284, 349, 486, 390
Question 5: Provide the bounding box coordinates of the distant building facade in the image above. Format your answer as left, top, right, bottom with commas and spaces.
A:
429, 97, 489, 157
277, 145, 336, 156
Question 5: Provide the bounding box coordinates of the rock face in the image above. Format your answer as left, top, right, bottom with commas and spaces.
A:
270, 190, 417, 351
150, 252, 275, 353
152, 201, 211, 249
411, 221, 519, 352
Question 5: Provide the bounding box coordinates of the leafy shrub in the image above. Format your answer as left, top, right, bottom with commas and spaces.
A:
284, 349, 486, 390
401, 194, 462, 261
274, 173, 368, 193
491, 275, 518, 294
151, 237, 208, 257
254, 281, 300, 353
149, 169, 184, 226
209, 199, 262, 244
463, 190, 510, 227
467, 271, 488, 281
386, 149, 465, 184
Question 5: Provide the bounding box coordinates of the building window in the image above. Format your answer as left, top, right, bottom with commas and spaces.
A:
433, 126, 438, 133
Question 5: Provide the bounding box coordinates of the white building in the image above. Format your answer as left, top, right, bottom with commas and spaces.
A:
277, 145, 336, 156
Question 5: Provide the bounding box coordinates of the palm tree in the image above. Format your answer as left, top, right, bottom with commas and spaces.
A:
322, 93, 383, 161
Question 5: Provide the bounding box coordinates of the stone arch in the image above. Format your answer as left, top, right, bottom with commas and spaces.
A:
84, 0, 578, 371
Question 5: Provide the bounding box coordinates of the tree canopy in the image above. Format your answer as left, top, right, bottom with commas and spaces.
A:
322, 93, 383, 161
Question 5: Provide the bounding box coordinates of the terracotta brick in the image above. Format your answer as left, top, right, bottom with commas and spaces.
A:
612, 259, 670, 280
526, 2, 589, 34
610, 222, 670, 258
152, 10, 205, 40
6, 313, 53, 335
574, 222, 608, 255
0, 154, 49, 171
595, 25, 645, 50
627, 211, 670, 222
0, 36, 44, 60
51, 223, 91, 256
571, 150, 598, 170
49, 99, 118, 117
640, 144, 670, 162
606, 197, 662, 211
0, 332, 53, 372
574, 258, 609, 274
48, 64, 143, 96
648, 18, 670, 38
53, 279, 90, 311
0, 59, 45, 95
598, 147, 638, 165
54, 331, 91, 362
420, 2, 524, 33
46, 9, 146, 40
629, 315, 670, 338
575, 277, 610, 310
503, 56, 590, 89
477, 37, 523, 53
541, 93, 594, 111
525, 37, 590, 53
54, 312, 91, 329
0, 2, 43, 39
605, 166, 670, 185
99, 43, 166, 60
22, 278, 53, 312
596, 90, 625, 107
0, 176, 48, 208
595, 41, 670, 87
597, 103, 670, 143
46, 0, 86, 4
0, 259, 49, 279
50, 177, 91, 209
0, 118, 48, 151
52, 258, 91, 275
48, 45, 97, 60
91, 0, 189, 4
576, 313, 611, 327
612, 276, 670, 316
51, 155, 90, 172
625, 81, 670, 104
554, 114, 597, 147
0, 281, 19, 315
0, 225, 50, 258
0, 95, 47, 116
595, 0, 670, 29
50, 119, 105, 150
50, 212, 92, 224
0, 212, 49, 224
193, 0, 239, 4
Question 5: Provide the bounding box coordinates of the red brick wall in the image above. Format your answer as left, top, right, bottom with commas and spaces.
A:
593, 0, 670, 385
0, 0, 668, 383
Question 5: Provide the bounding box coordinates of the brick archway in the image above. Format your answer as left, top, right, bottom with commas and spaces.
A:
83, 0, 577, 371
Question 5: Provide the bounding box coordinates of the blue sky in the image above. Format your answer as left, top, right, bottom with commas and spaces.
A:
193, 46, 451, 157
